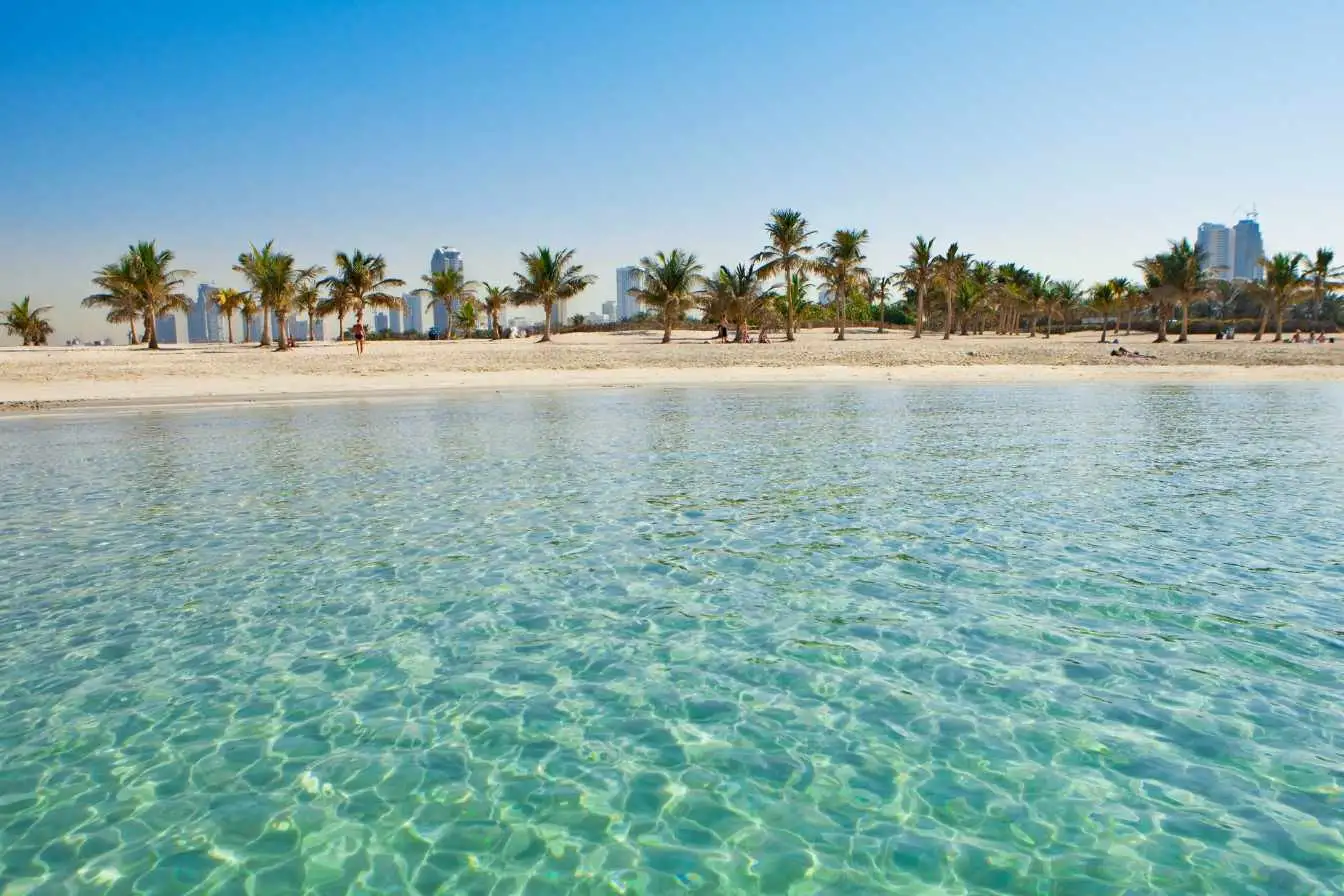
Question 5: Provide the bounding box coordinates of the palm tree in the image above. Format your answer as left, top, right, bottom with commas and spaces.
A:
964, 261, 997, 335
88, 242, 193, 349
233, 241, 283, 347
1303, 248, 1342, 328
935, 243, 972, 340
752, 209, 815, 341
316, 282, 355, 341
83, 257, 141, 342
1134, 254, 1176, 343
1260, 253, 1308, 342
865, 272, 895, 333
715, 263, 771, 342
294, 272, 325, 342
320, 250, 406, 338
814, 229, 869, 341
901, 236, 937, 338
239, 292, 259, 342
4, 297, 54, 345
1089, 281, 1118, 343
511, 247, 596, 342
416, 268, 478, 340
479, 283, 513, 339
455, 300, 478, 337
775, 272, 813, 331
212, 288, 247, 344
234, 242, 321, 351
1108, 277, 1137, 335
632, 250, 702, 344
1135, 240, 1206, 344
1046, 281, 1083, 337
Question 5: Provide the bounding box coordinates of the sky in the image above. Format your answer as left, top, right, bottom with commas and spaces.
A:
2, 0, 1342, 344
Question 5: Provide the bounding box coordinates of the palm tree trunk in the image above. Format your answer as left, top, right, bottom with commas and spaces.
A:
662, 308, 672, 344
337, 312, 346, 341
540, 299, 553, 342
226, 316, 235, 344
913, 286, 925, 338
1274, 306, 1285, 342
1255, 307, 1267, 341
308, 311, 316, 341
259, 305, 272, 346
1154, 311, 1169, 343
275, 315, 288, 351
146, 314, 159, 350
784, 262, 796, 341
1177, 299, 1190, 343
878, 297, 886, 333
943, 294, 953, 340
128, 319, 138, 344
1099, 319, 1108, 343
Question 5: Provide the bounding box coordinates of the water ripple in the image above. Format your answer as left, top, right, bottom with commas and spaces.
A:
1, 384, 1343, 893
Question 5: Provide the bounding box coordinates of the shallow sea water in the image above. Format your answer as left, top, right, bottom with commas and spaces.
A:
1, 384, 1343, 895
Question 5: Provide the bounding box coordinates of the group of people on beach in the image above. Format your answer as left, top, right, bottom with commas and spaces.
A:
705, 318, 770, 344
1291, 331, 1331, 344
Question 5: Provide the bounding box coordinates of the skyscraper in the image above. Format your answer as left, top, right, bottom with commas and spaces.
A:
402, 291, 424, 335
430, 247, 463, 333
188, 284, 223, 342
1232, 216, 1264, 282
389, 307, 402, 334
374, 311, 390, 333
1196, 224, 1233, 281
615, 266, 642, 320
549, 298, 570, 331
155, 314, 178, 344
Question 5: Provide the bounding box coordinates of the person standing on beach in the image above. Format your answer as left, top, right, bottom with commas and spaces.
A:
351, 321, 366, 355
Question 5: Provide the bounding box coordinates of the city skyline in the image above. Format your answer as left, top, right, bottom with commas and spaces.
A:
3, 2, 1342, 343
1196, 214, 1265, 283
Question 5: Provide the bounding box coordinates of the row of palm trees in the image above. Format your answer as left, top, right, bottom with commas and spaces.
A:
631, 213, 1099, 344
631, 210, 1340, 346
79, 242, 596, 349
54, 219, 1343, 350
1134, 241, 1341, 343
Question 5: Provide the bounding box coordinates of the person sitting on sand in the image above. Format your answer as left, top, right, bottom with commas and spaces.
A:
1292, 330, 1302, 343
758, 328, 770, 344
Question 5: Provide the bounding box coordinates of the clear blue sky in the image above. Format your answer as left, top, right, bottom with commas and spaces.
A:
2, 0, 1340, 342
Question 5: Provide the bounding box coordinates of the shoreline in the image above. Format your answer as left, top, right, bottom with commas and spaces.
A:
4, 362, 1344, 418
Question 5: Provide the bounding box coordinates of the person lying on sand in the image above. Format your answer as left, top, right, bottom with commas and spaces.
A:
1111, 347, 1156, 360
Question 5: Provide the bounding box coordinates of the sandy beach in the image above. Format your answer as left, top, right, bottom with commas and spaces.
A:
2, 328, 1341, 411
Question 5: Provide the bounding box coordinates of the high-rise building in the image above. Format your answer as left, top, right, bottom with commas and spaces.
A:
389, 307, 402, 334
155, 314, 178, 344
615, 266, 642, 320
549, 299, 570, 331
602, 300, 616, 319
374, 311, 390, 333
403, 291, 424, 335
188, 284, 223, 342
1196, 224, 1233, 282
430, 247, 464, 333
1195, 214, 1265, 283
1232, 216, 1264, 282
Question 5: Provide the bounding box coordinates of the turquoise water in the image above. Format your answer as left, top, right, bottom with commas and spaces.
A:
2, 385, 1343, 895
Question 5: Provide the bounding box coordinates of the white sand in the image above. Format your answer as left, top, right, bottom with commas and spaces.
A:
3, 328, 1341, 411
